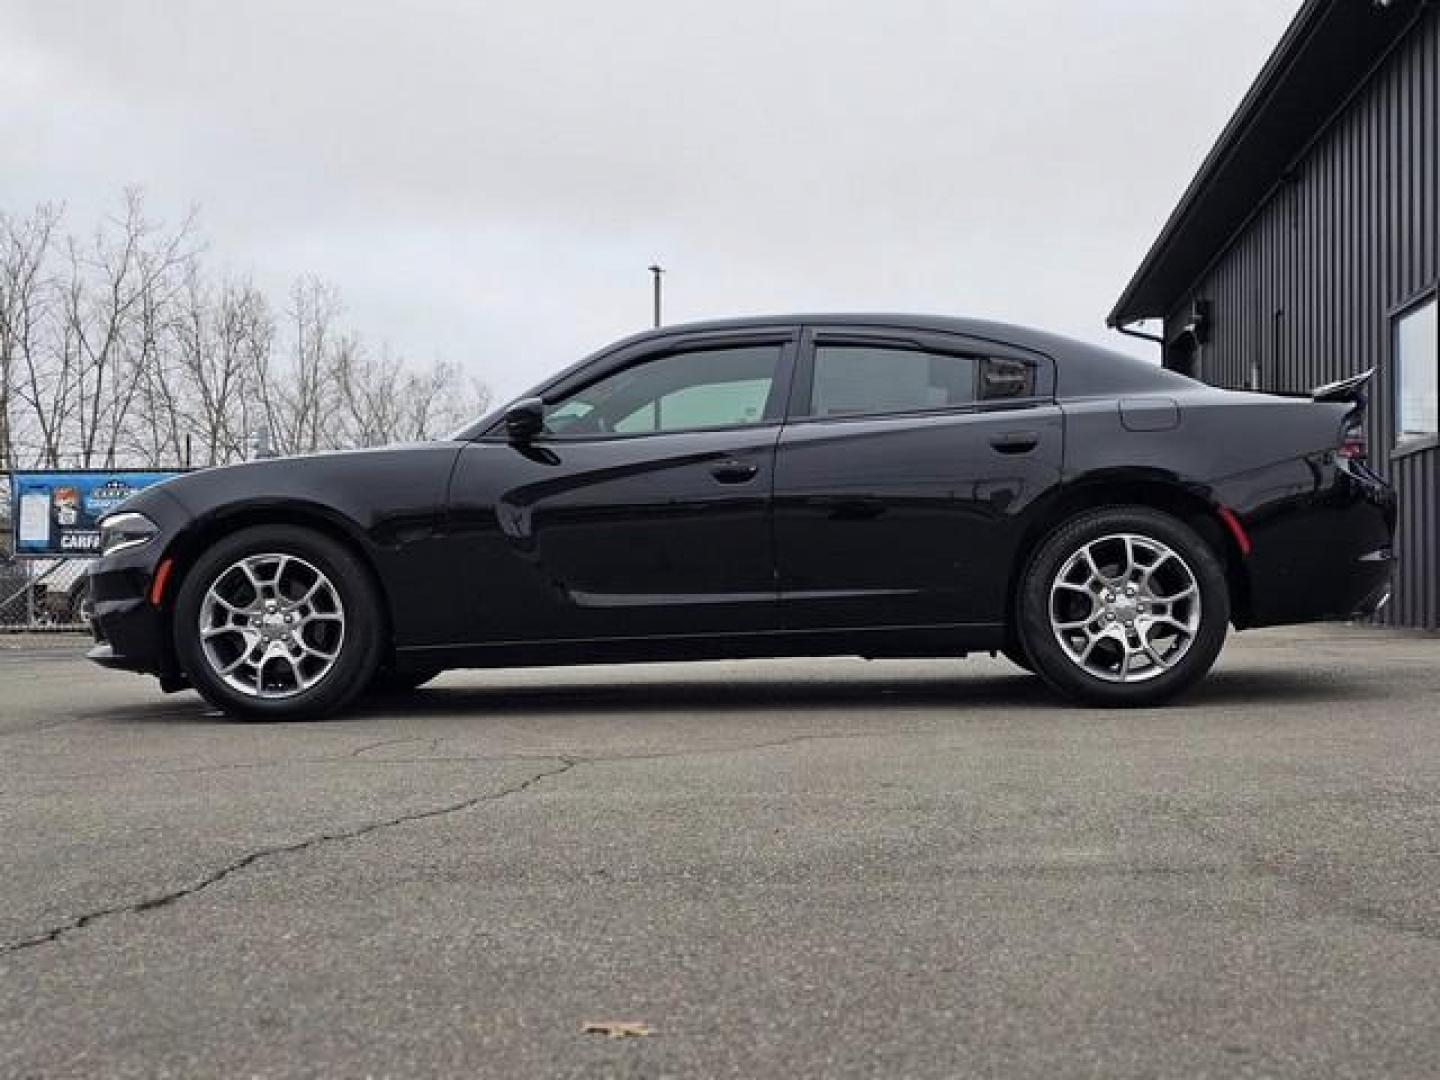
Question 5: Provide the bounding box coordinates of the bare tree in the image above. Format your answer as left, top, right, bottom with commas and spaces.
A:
0, 203, 63, 468
172, 275, 273, 466
0, 191, 491, 471
330, 346, 490, 448
397, 360, 491, 442
64, 190, 196, 467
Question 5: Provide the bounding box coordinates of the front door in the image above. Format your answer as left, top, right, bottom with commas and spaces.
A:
448, 333, 796, 643
773, 326, 1062, 631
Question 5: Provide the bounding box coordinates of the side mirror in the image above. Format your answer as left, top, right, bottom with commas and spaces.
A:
504, 397, 546, 442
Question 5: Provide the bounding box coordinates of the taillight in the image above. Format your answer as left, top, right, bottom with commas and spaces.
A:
1338, 414, 1368, 462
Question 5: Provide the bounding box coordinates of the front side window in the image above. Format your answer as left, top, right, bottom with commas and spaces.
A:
544, 345, 782, 437
1395, 296, 1438, 448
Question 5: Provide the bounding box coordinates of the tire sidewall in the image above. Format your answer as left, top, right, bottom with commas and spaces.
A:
173, 525, 382, 720
1017, 507, 1230, 706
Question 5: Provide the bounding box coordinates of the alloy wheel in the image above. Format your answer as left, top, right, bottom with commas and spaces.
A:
1048, 532, 1201, 683
198, 553, 346, 699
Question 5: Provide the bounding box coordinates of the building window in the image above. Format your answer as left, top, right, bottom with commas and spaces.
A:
1394, 295, 1438, 448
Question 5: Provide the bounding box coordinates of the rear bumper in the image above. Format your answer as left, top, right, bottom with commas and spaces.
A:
1236, 457, 1396, 628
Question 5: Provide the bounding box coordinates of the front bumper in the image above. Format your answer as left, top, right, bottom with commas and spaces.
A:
87, 588, 169, 677
86, 489, 191, 682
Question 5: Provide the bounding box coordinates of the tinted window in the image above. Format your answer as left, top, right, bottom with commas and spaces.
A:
545, 345, 781, 437
1395, 297, 1438, 446
978, 356, 1035, 400
808, 345, 976, 418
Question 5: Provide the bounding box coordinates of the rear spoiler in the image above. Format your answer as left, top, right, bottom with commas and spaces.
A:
1311, 367, 1375, 404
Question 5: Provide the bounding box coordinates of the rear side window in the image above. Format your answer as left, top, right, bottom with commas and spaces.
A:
805, 344, 1036, 418
809, 346, 975, 418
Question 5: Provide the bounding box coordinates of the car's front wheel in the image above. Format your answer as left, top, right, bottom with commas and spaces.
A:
1017, 507, 1229, 707
173, 525, 383, 720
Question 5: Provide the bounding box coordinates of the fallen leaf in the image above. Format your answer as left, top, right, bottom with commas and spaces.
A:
582, 1021, 655, 1039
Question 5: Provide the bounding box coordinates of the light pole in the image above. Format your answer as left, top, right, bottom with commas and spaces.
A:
648, 264, 665, 328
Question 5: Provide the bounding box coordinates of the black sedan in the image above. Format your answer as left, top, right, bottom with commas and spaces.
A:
88, 315, 1395, 718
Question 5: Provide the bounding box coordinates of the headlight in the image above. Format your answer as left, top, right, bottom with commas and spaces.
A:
99, 512, 159, 557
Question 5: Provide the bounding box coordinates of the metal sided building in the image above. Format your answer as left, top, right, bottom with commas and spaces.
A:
1111, 0, 1440, 629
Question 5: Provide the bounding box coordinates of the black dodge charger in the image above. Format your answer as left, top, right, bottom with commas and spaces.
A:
88, 315, 1395, 718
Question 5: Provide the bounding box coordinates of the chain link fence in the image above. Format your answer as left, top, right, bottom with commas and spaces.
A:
0, 555, 92, 631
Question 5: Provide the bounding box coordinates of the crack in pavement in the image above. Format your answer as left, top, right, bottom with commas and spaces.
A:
0, 756, 578, 958
2, 752, 569, 785
2, 726, 942, 786
348, 735, 437, 759
0, 725, 949, 957
1170, 816, 1440, 945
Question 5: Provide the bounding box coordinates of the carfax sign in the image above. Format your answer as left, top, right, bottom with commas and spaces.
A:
9, 471, 179, 558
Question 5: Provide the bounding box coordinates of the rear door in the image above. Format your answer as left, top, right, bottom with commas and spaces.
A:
772, 325, 1062, 631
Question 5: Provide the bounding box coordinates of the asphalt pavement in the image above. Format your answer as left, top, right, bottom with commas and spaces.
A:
1, 626, 1438, 1078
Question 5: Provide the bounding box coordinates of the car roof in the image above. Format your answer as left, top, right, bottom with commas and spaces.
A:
458, 313, 1196, 438
604, 313, 1192, 396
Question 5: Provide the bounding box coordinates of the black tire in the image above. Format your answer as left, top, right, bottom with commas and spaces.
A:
367, 667, 443, 696
173, 525, 384, 720
1000, 643, 1034, 673
1016, 506, 1229, 707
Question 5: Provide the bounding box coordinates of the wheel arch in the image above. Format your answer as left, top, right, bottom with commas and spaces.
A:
1007, 472, 1252, 633
157, 501, 398, 670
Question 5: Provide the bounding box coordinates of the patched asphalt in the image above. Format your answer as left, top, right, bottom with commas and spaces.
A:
2, 626, 1439, 1078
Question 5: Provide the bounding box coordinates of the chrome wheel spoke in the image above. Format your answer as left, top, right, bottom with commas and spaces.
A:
1139, 552, 1174, 589
239, 560, 268, 599
1140, 639, 1173, 672
210, 592, 256, 616
1049, 532, 1201, 684
1153, 583, 1198, 603
1080, 548, 1111, 586
1148, 614, 1192, 634
296, 633, 340, 662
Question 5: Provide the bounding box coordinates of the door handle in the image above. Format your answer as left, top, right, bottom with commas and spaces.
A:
989, 431, 1040, 454
710, 459, 760, 484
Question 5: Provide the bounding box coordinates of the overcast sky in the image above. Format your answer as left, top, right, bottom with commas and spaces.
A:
2, 0, 1301, 400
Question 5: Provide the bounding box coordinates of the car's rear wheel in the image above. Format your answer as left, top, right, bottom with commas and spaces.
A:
1017, 507, 1229, 707
173, 525, 383, 720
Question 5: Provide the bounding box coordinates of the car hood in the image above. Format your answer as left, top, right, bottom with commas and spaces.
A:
114, 442, 467, 529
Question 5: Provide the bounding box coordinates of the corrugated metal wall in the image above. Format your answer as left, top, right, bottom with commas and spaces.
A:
1164, 6, 1440, 629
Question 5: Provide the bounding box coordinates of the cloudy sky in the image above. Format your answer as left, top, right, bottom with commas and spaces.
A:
2, 0, 1300, 401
